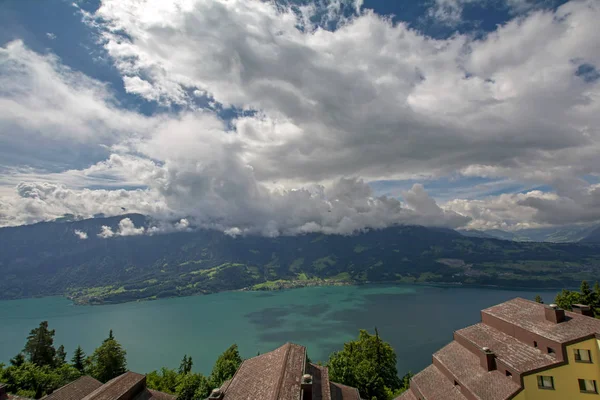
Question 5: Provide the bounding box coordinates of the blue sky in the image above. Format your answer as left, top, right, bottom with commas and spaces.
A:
0, 0, 599, 233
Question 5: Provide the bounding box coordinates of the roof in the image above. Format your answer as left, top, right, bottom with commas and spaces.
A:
410, 364, 466, 400
456, 322, 558, 373
329, 382, 361, 400
220, 343, 359, 400
393, 389, 417, 400
433, 341, 521, 400
82, 372, 146, 400
483, 297, 600, 343
222, 343, 306, 400
307, 363, 332, 400
43, 376, 102, 400
132, 389, 176, 400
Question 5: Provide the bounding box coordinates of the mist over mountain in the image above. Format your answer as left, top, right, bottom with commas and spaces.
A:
2, 214, 600, 304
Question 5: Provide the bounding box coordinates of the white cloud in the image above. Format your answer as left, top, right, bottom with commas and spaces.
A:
98, 225, 115, 238
116, 217, 145, 236
46, 32, 57, 40
1, 0, 600, 234
74, 229, 88, 239
97, 217, 145, 238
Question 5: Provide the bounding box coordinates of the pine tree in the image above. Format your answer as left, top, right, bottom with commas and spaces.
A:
581, 281, 593, 305
23, 321, 56, 367
534, 295, 543, 303
72, 345, 86, 373
179, 355, 193, 375
88, 330, 127, 382
55, 345, 67, 366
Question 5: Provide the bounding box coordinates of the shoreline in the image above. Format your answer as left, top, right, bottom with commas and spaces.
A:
1, 279, 573, 306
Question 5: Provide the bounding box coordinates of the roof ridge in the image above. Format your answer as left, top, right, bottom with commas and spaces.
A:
271, 343, 292, 400
43, 376, 102, 400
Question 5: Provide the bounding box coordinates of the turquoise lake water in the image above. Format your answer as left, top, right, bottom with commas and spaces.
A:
0, 284, 559, 375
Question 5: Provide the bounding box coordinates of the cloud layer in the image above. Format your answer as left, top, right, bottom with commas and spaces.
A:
1, 0, 600, 234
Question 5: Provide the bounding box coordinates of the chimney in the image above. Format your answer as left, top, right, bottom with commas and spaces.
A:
545, 304, 565, 323
301, 374, 313, 400
572, 304, 594, 317
480, 347, 496, 371
208, 388, 224, 400
0, 383, 8, 400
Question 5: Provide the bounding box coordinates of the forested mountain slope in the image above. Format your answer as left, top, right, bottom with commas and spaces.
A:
2, 215, 600, 304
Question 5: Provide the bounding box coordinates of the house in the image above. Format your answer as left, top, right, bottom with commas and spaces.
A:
0, 372, 176, 400
206, 342, 361, 400
396, 298, 600, 400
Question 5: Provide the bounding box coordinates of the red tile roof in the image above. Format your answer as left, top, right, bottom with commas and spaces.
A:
456, 322, 558, 373
43, 376, 102, 400
307, 363, 331, 400
483, 298, 600, 343
393, 389, 417, 400
221, 343, 305, 400
329, 382, 361, 400
220, 343, 359, 400
434, 341, 521, 400
81, 372, 146, 400
410, 364, 466, 400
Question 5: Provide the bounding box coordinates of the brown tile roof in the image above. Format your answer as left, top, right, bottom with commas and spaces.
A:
393, 389, 417, 400
82, 372, 146, 400
456, 322, 558, 373
433, 341, 520, 400
132, 389, 176, 400
307, 363, 331, 400
483, 297, 600, 343
222, 343, 306, 400
329, 382, 361, 400
220, 343, 359, 400
410, 364, 466, 400
43, 376, 103, 400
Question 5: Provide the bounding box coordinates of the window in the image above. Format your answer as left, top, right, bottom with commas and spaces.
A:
547, 347, 555, 354
579, 379, 598, 394
537, 376, 554, 390
506, 370, 512, 377
575, 349, 592, 363
533, 341, 538, 348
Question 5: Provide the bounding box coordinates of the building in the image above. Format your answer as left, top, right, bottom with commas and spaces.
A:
396, 298, 600, 400
206, 342, 361, 400
1, 372, 175, 400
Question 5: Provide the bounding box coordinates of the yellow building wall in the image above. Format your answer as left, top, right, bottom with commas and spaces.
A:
516, 338, 600, 400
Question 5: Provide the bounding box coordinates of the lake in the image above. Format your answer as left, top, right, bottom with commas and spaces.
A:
0, 284, 559, 375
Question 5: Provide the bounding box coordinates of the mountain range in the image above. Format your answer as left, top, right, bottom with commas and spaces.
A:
458, 225, 599, 243
2, 214, 600, 304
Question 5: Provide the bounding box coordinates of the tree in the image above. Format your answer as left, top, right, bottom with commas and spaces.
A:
23, 321, 56, 367
176, 373, 210, 400
328, 329, 401, 400
581, 281, 593, 305
179, 355, 193, 375
555, 289, 582, 310
210, 344, 242, 388
87, 330, 127, 382
534, 295, 543, 303
146, 368, 179, 394
71, 346, 86, 374
55, 345, 67, 367
10, 353, 26, 367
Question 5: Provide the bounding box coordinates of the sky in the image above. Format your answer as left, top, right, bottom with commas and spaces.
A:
0, 0, 599, 236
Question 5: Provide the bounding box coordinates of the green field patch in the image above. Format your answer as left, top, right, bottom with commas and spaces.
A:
353, 245, 369, 253
313, 256, 336, 271
329, 272, 351, 281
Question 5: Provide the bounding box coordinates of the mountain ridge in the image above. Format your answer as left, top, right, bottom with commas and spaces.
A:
2, 214, 600, 304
